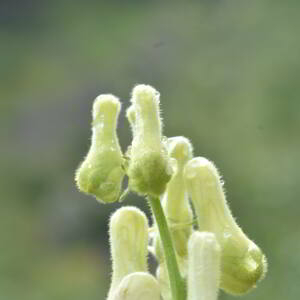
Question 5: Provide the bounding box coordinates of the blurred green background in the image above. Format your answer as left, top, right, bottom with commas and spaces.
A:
1, 0, 299, 299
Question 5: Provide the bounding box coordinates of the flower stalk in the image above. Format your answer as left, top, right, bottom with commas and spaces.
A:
148, 195, 186, 300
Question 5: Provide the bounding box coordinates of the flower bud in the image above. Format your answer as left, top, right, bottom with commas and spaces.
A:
155, 136, 194, 262
75, 95, 124, 203
187, 232, 221, 300
108, 207, 149, 299
184, 157, 267, 295
111, 272, 160, 300
162, 136, 194, 257
127, 85, 172, 196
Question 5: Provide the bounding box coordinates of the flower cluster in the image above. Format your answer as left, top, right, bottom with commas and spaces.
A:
75, 84, 267, 300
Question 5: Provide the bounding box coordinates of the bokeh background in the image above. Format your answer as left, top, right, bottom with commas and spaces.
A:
1, 0, 299, 299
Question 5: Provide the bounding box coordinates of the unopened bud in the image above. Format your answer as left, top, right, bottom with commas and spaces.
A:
184, 157, 267, 295
155, 136, 194, 262
163, 136, 194, 256
127, 85, 172, 196
111, 272, 160, 300
187, 232, 221, 300
75, 95, 124, 203
108, 207, 149, 299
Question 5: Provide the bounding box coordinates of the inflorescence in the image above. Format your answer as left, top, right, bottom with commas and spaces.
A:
75, 84, 267, 300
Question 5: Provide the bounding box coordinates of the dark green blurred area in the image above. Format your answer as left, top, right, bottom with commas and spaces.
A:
1, 0, 299, 299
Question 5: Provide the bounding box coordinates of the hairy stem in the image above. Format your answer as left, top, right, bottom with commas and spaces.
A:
148, 195, 186, 300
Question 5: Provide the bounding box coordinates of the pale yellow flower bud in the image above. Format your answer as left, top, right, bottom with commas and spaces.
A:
155, 136, 194, 263
127, 84, 172, 196
153, 137, 193, 300
162, 136, 194, 257
111, 272, 161, 300
75, 95, 124, 203
108, 207, 149, 299
187, 232, 221, 300
184, 157, 267, 295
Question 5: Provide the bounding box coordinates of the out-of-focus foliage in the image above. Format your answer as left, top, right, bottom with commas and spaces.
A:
0, 0, 299, 299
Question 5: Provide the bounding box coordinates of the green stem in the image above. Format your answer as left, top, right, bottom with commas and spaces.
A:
148, 196, 186, 300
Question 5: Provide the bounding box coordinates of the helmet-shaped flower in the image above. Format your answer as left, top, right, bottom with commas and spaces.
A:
127, 85, 172, 196
184, 157, 267, 295
75, 94, 124, 203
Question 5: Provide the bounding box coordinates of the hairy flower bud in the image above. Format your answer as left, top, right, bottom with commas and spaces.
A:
187, 232, 221, 300
184, 157, 267, 295
163, 136, 194, 257
111, 272, 160, 300
127, 85, 172, 196
155, 136, 194, 262
108, 207, 149, 299
154, 137, 193, 300
75, 95, 124, 203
